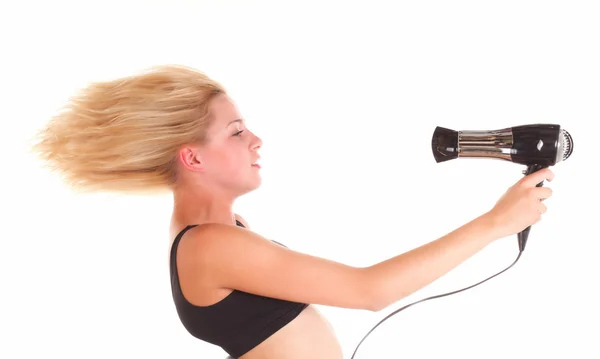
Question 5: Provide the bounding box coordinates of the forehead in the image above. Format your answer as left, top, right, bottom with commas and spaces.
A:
209, 94, 242, 125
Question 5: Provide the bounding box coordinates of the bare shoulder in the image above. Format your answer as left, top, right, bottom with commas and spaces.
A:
177, 222, 378, 311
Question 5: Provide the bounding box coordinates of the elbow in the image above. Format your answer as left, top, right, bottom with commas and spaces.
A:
367, 294, 390, 312
366, 301, 385, 312
358, 268, 391, 312
359, 267, 413, 312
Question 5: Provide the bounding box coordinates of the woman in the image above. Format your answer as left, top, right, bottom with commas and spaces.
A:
32, 65, 554, 359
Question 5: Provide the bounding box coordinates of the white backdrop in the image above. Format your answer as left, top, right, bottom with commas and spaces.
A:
1, 1, 598, 358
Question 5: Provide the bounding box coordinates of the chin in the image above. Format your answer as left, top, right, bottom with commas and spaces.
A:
247, 178, 262, 192
236, 178, 262, 197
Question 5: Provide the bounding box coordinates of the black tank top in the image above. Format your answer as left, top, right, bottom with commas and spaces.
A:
169, 220, 309, 358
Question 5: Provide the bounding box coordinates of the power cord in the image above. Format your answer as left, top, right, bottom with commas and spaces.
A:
350, 249, 524, 358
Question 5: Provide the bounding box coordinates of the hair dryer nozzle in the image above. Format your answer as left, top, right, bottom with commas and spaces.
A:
431, 126, 459, 163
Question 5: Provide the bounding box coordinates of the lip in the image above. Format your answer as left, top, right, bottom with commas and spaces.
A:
251, 156, 261, 169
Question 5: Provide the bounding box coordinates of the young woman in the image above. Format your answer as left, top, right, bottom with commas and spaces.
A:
32, 65, 554, 359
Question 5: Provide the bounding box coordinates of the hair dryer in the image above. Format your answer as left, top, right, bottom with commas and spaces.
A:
350, 124, 574, 359
431, 124, 574, 251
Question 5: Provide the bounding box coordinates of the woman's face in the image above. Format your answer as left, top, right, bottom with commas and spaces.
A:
190, 94, 263, 195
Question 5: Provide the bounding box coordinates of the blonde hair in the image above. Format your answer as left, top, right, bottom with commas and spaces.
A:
31, 65, 226, 194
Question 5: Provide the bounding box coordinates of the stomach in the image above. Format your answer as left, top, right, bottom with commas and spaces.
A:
239, 305, 344, 359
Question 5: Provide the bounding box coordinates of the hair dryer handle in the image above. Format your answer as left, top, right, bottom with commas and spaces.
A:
518, 164, 546, 251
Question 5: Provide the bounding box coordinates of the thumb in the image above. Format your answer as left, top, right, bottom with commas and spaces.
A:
520, 167, 554, 187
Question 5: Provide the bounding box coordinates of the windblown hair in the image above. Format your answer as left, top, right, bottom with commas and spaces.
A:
32, 65, 226, 194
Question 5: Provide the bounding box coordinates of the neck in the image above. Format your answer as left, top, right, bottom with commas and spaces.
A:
171, 182, 238, 227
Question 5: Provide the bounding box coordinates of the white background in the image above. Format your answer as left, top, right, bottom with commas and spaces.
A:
1, 1, 599, 358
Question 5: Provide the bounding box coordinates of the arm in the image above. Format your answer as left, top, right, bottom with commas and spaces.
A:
363, 213, 499, 310
185, 213, 501, 312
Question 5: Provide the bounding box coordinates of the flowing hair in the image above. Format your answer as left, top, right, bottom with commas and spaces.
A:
31, 65, 226, 194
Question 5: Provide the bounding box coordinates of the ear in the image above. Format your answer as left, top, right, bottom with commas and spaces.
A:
178, 146, 205, 172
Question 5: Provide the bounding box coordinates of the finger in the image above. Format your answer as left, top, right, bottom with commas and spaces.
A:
533, 186, 553, 200
538, 202, 547, 214
520, 167, 555, 187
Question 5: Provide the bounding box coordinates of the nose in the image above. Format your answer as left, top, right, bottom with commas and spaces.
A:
250, 132, 262, 151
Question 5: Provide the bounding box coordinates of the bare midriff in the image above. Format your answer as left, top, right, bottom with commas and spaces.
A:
239, 305, 344, 359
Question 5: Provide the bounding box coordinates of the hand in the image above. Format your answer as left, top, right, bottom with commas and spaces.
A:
486, 167, 555, 239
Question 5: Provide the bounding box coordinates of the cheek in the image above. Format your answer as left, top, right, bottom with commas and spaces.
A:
207, 149, 247, 176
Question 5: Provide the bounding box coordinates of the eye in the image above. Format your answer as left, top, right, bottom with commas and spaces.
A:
233, 130, 244, 136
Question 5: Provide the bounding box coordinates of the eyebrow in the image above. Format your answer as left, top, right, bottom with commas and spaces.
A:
227, 119, 243, 127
